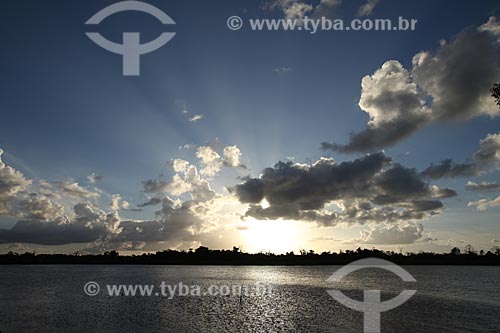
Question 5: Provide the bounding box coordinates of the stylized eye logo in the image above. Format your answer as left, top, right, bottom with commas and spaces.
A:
85, 1, 176, 76
326, 258, 417, 333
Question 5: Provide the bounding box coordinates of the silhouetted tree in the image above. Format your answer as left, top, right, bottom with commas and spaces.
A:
450, 247, 461, 255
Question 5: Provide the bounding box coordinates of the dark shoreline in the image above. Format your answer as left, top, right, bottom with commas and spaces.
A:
2, 246, 500, 265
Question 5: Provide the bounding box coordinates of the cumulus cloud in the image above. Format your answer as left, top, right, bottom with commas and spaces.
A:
234, 152, 450, 226
0, 202, 113, 245
474, 133, 500, 169
324, 18, 500, 152
359, 222, 424, 244
196, 146, 223, 177
111, 197, 202, 244
0, 148, 32, 215
357, 0, 379, 17
109, 194, 121, 211
269, 0, 313, 20
0, 146, 238, 248
267, 0, 341, 20
18, 193, 65, 221
465, 181, 500, 192
223, 146, 242, 167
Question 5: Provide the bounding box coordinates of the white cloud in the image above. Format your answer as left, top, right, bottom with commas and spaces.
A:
468, 195, 500, 211
479, 16, 500, 39
223, 146, 242, 167
0, 148, 32, 215
357, 0, 379, 17
465, 181, 500, 192
110, 194, 122, 211
54, 181, 100, 200
189, 114, 204, 122
196, 146, 223, 177
87, 173, 102, 184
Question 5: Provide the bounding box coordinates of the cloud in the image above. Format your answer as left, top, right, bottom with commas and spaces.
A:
110, 197, 203, 244
465, 181, 500, 192
0, 148, 32, 215
474, 133, 500, 169
137, 197, 162, 207
223, 146, 242, 167
267, 0, 341, 20
18, 193, 65, 221
234, 152, 450, 226
421, 159, 477, 179
0, 195, 205, 246
420, 132, 500, 180
323, 60, 430, 153
468, 195, 500, 211
189, 114, 204, 122
269, 0, 313, 20
142, 179, 169, 193
54, 181, 99, 200
358, 222, 424, 244
87, 173, 102, 184
312, 0, 341, 18
479, 16, 500, 39
273, 67, 292, 74
110, 194, 121, 211
195, 144, 244, 176
357, 0, 379, 17
324, 19, 500, 153
196, 146, 223, 177
0, 202, 112, 245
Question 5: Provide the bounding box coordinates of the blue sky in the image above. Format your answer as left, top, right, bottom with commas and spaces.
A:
1, 0, 500, 253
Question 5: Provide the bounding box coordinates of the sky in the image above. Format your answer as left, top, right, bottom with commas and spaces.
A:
1, 0, 500, 254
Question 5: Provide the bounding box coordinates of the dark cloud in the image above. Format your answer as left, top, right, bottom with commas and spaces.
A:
324, 20, 500, 153
0, 219, 107, 245
420, 159, 477, 179
0, 202, 111, 245
235, 153, 451, 225
111, 198, 202, 243
322, 116, 427, 153
142, 179, 168, 193
0, 197, 203, 246
359, 223, 424, 244
137, 197, 162, 208
420, 132, 500, 180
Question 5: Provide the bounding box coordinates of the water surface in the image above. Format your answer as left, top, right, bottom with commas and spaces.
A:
1, 265, 499, 332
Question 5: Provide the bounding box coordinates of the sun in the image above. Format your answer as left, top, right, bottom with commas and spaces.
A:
240, 218, 301, 254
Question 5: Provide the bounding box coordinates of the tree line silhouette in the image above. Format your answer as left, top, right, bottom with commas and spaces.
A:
1, 245, 500, 265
